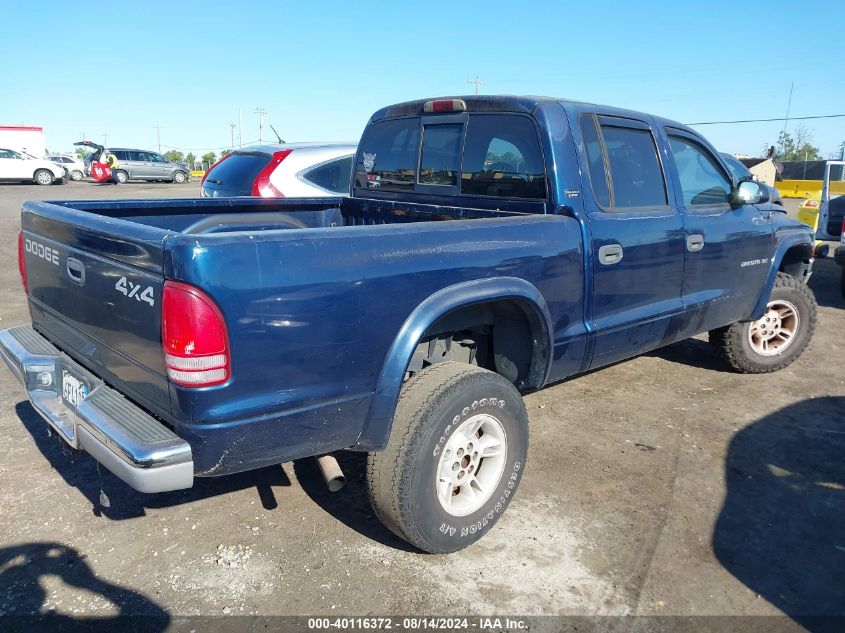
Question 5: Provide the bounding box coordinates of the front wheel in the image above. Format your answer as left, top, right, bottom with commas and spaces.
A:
33, 169, 54, 186
70, 170, 83, 181
709, 272, 816, 373
172, 171, 187, 183
367, 362, 528, 553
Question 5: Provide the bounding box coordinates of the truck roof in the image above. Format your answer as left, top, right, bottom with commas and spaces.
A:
370, 95, 694, 135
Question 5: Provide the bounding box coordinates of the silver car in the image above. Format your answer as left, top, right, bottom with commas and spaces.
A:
106, 148, 190, 184
200, 143, 355, 198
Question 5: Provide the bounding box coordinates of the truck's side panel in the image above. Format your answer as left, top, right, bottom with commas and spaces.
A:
165, 214, 584, 474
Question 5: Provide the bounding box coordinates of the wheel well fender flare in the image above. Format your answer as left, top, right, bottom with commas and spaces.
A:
356, 277, 553, 451
750, 234, 814, 319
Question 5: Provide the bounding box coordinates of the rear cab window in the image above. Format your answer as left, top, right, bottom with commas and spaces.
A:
353, 112, 546, 201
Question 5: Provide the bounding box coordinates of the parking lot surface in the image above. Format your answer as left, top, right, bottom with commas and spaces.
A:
0, 181, 842, 625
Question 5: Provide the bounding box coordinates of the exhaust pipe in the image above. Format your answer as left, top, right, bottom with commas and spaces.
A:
316, 455, 346, 492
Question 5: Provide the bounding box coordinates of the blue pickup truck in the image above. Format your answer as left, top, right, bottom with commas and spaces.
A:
3, 96, 817, 553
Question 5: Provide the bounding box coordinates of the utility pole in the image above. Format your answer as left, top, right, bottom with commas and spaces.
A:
781, 82, 794, 136
254, 107, 267, 144
238, 109, 243, 148
229, 123, 236, 148
153, 125, 161, 153
102, 133, 108, 147
466, 74, 485, 95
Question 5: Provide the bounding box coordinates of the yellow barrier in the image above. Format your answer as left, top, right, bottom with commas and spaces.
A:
776, 179, 845, 199
190, 170, 206, 178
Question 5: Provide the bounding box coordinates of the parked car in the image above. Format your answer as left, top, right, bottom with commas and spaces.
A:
4, 96, 817, 554
0, 148, 66, 185
719, 153, 784, 208
47, 155, 86, 181
201, 143, 356, 197
74, 142, 190, 184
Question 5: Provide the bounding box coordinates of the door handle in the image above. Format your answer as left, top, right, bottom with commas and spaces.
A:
686, 234, 705, 253
66, 257, 86, 285
598, 243, 623, 265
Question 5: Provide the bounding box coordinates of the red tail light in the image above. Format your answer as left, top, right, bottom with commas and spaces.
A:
423, 99, 467, 113
17, 230, 28, 294
162, 281, 229, 387
841, 219, 845, 244
201, 152, 234, 185
252, 150, 291, 197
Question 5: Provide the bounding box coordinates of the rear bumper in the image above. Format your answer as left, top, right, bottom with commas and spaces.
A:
0, 325, 193, 493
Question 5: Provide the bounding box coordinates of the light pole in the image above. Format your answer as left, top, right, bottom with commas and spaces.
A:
229, 123, 236, 148
153, 125, 161, 153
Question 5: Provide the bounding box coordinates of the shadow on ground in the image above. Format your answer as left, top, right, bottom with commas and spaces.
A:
714, 397, 845, 632
0, 542, 169, 631
293, 452, 419, 552
15, 401, 291, 520
808, 255, 844, 310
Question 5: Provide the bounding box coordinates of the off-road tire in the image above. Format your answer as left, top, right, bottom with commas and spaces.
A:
709, 272, 816, 373
367, 362, 528, 554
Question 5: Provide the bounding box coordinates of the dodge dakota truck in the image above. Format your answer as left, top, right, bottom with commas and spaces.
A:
2, 96, 817, 553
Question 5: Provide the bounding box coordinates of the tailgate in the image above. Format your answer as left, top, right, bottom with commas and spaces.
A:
21, 202, 172, 420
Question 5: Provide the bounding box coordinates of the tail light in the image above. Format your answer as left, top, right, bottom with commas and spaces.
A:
252, 150, 291, 197
201, 152, 234, 185
841, 219, 845, 244
17, 230, 28, 294
423, 99, 467, 113
162, 281, 229, 387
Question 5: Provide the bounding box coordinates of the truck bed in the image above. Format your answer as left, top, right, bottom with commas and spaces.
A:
41, 196, 517, 235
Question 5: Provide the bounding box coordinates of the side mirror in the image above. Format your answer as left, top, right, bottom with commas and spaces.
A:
732, 180, 770, 207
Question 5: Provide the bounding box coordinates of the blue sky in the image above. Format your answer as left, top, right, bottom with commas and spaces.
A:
4, 1, 843, 158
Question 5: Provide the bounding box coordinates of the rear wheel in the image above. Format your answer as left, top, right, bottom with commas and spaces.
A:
114, 170, 128, 184
709, 272, 816, 373
367, 362, 528, 553
33, 169, 53, 186
70, 170, 83, 181
172, 171, 187, 183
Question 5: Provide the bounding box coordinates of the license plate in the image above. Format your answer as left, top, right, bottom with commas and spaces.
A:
61, 369, 88, 409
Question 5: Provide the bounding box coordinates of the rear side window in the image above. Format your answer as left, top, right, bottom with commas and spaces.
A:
579, 116, 610, 207
130, 151, 150, 161
205, 152, 271, 195
301, 155, 353, 194
354, 118, 420, 192
112, 150, 129, 161
669, 136, 731, 206
601, 126, 666, 209
461, 115, 546, 199
419, 124, 462, 185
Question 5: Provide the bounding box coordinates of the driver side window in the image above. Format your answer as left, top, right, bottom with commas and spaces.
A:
669, 135, 731, 207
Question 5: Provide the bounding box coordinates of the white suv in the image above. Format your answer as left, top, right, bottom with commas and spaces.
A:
0, 149, 66, 185
47, 155, 86, 181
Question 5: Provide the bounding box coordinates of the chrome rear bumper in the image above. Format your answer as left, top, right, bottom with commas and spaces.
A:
0, 325, 193, 493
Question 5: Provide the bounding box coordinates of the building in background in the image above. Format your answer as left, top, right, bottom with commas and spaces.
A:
738, 157, 778, 186
0, 126, 46, 156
